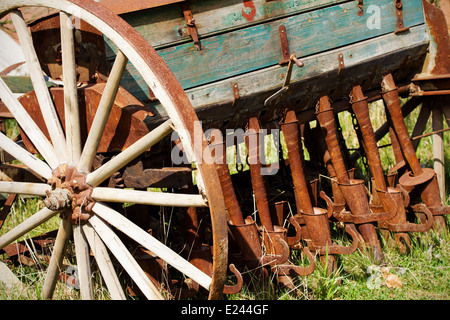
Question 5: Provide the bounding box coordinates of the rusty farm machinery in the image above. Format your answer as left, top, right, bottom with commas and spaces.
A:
0, 0, 448, 299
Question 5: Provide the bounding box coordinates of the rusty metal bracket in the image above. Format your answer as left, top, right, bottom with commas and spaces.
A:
278, 25, 291, 65
410, 74, 450, 96
232, 82, 240, 107
182, 1, 201, 50
338, 53, 345, 76
357, 0, 364, 16
265, 54, 303, 106
394, 0, 410, 34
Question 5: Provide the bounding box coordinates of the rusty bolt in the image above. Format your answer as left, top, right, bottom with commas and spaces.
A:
44, 188, 72, 211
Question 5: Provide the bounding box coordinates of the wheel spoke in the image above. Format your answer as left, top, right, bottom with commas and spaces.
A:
88, 215, 164, 300
0, 131, 52, 179
92, 202, 212, 291
0, 78, 58, 169
0, 207, 58, 250
0, 181, 50, 196
77, 50, 128, 174
11, 10, 67, 163
42, 219, 72, 299
92, 188, 207, 207
73, 224, 93, 299
86, 120, 173, 187
60, 11, 81, 165
81, 223, 126, 300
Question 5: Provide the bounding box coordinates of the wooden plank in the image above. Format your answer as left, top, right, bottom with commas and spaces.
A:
99, 0, 185, 15
144, 24, 429, 122
118, 0, 351, 49
0, 76, 34, 94
117, 0, 424, 99
432, 107, 445, 202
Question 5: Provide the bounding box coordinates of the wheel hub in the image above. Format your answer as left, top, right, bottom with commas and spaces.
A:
45, 164, 95, 224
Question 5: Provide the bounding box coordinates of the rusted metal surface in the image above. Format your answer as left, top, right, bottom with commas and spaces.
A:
394, 0, 410, 34
0, 194, 16, 230
280, 109, 357, 268
29, 12, 110, 84
228, 216, 265, 270
18, 83, 154, 155
280, 110, 314, 215
245, 117, 274, 232
278, 25, 291, 65
315, 96, 384, 263
422, 0, 450, 75
123, 162, 192, 189
45, 164, 94, 224
210, 130, 245, 225
182, 1, 201, 51
382, 73, 450, 233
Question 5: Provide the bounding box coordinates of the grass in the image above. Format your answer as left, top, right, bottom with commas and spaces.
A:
0, 98, 449, 300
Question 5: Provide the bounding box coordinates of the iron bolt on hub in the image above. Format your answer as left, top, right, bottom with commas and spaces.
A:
44, 164, 95, 224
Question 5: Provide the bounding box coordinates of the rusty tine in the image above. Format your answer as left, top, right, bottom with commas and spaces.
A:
245, 117, 274, 231
315, 95, 384, 263
381, 73, 449, 233
280, 110, 314, 215
315, 96, 350, 184
351, 85, 387, 193
210, 129, 245, 226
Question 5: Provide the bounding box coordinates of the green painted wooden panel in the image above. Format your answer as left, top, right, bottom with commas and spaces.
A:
146, 24, 430, 121
121, 0, 350, 49
1, 76, 34, 93
118, 0, 425, 102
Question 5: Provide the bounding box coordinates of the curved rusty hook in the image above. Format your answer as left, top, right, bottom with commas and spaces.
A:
276, 247, 316, 277
261, 233, 290, 266
319, 191, 334, 219
308, 223, 360, 255
396, 184, 410, 208
287, 216, 302, 247
223, 264, 244, 295
386, 203, 433, 233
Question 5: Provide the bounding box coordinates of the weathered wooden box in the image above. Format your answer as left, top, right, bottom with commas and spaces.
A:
101, 0, 436, 129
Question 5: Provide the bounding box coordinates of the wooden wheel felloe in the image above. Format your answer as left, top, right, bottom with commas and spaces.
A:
0, 0, 229, 300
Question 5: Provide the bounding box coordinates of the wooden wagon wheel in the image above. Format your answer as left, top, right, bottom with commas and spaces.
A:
0, 0, 229, 299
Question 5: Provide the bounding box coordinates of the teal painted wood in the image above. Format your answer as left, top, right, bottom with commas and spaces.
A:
118, 0, 424, 102
145, 24, 430, 121
120, 0, 351, 50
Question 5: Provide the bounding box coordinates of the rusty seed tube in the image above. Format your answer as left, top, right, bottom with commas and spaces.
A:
315, 96, 350, 184
281, 110, 314, 214
351, 85, 387, 193
382, 74, 447, 232
245, 117, 274, 231
381, 74, 423, 176
316, 95, 383, 263
210, 129, 245, 226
